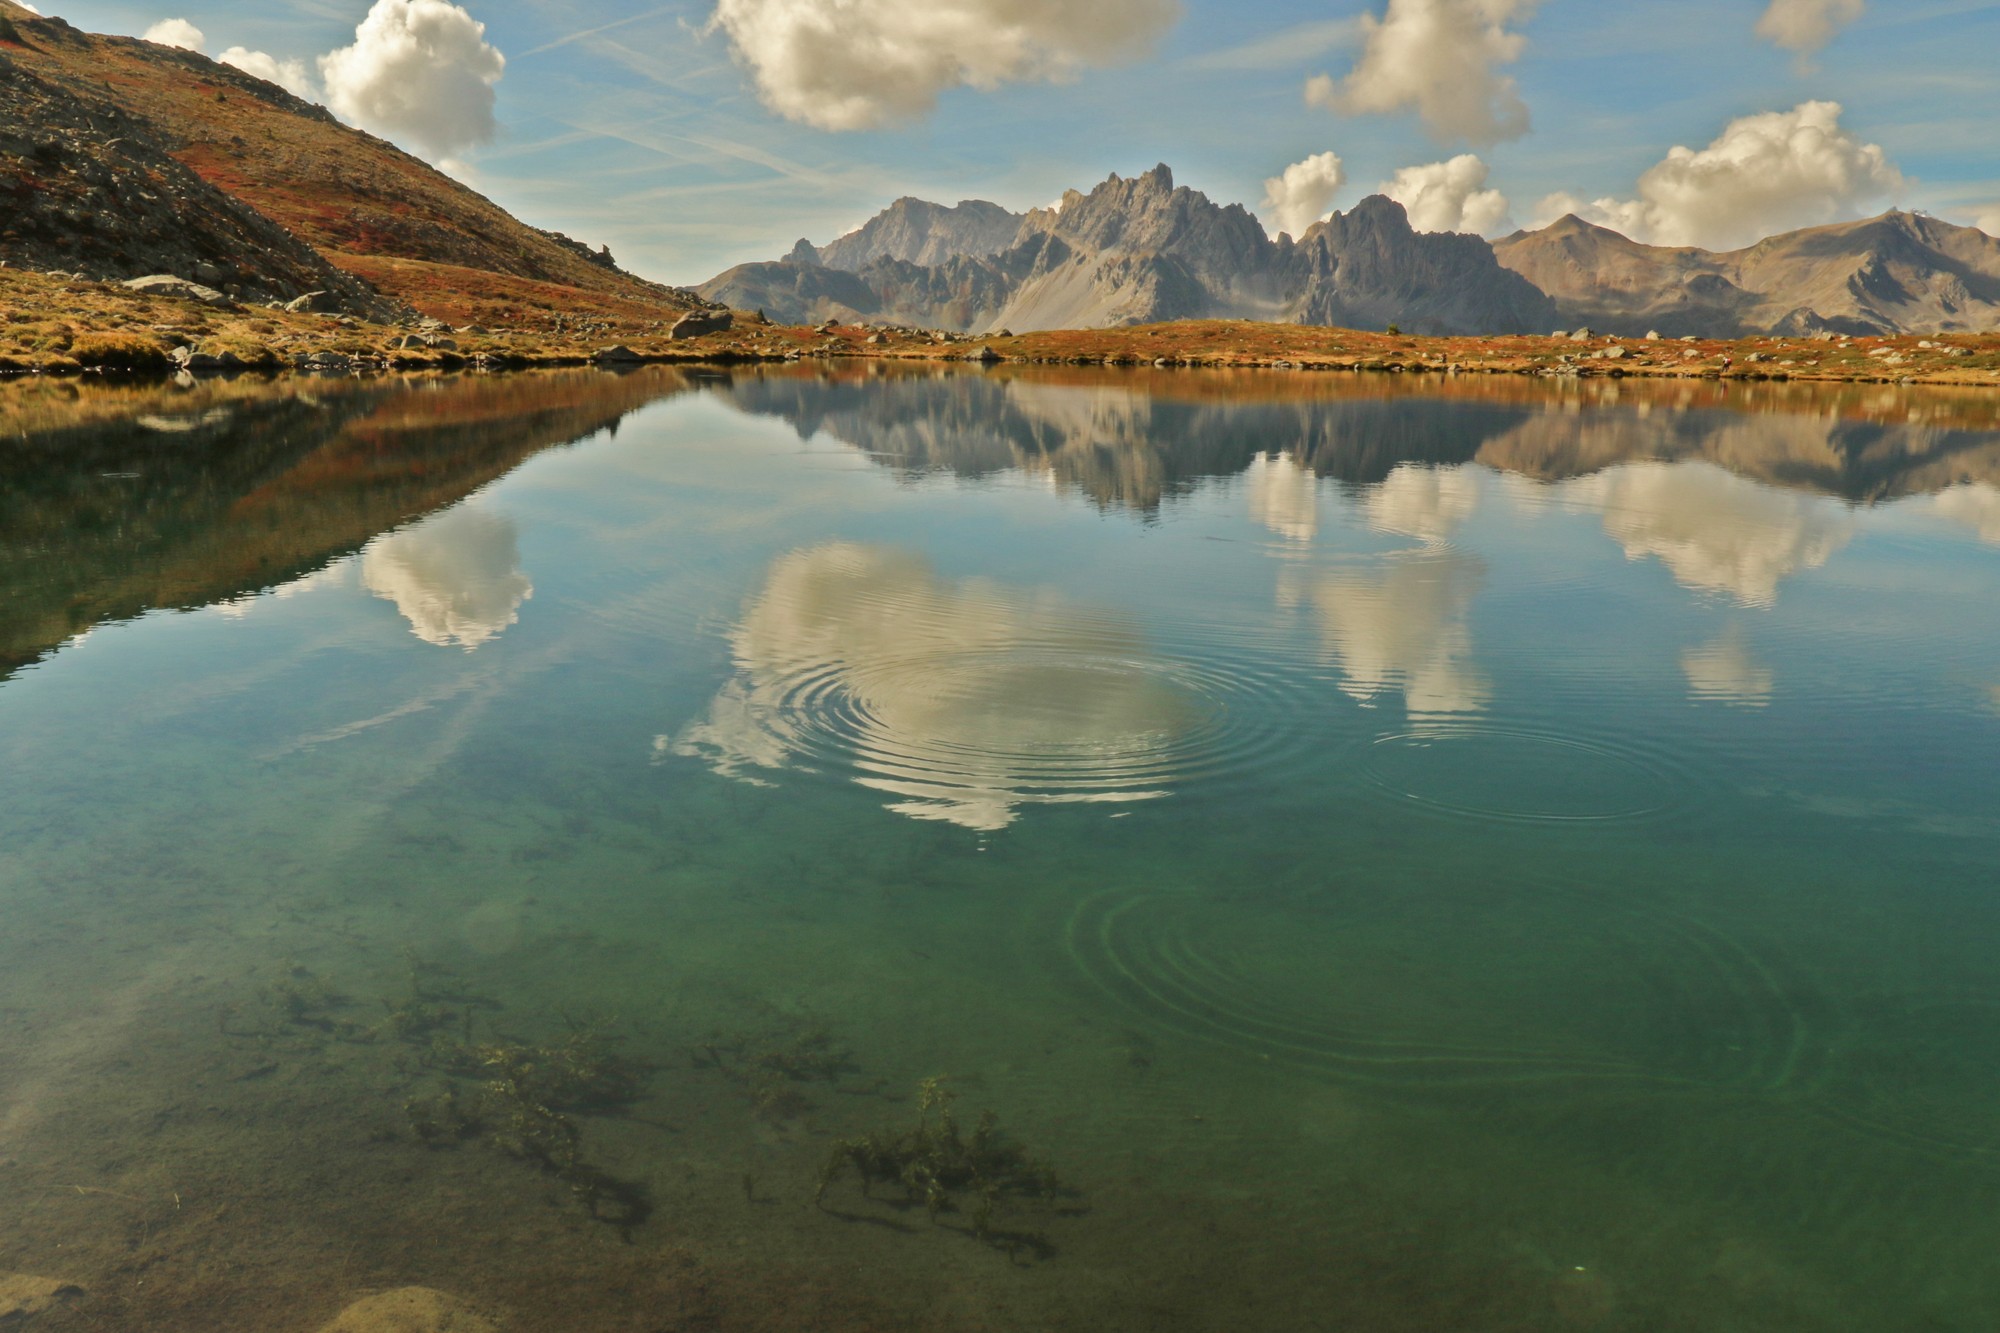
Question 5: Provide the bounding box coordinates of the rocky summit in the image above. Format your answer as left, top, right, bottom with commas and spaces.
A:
704, 165, 2000, 340
702, 165, 1554, 337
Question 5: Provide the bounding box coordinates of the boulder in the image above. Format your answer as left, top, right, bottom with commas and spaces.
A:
190, 261, 226, 285
314, 1287, 498, 1333
972, 345, 1001, 363
285, 291, 334, 314
0, 1272, 84, 1320
670, 310, 733, 340
1644, 330, 1661, 341
594, 345, 643, 362
124, 274, 230, 306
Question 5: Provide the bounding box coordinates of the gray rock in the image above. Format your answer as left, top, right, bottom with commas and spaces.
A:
1567, 327, 1595, 341
594, 345, 643, 362
124, 274, 230, 306
670, 310, 734, 340
1601, 345, 1628, 360
972, 345, 1001, 363
190, 261, 225, 285
1644, 330, 1661, 341
285, 291, 334, 313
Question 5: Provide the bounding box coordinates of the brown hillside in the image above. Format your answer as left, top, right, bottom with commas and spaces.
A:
0, 0, 697, 322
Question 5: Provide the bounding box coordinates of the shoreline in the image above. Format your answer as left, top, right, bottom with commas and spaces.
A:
6, 267, 1998, 388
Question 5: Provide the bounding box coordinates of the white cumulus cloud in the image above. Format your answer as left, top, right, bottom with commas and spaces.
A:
708, 0, 1181, 132
143, 18, 205, 50
1756, 0, 1864, 52
1975, 207, 2000, 237
219, 47, 318, 100
18, 2, 41, 13
319, 0, 506, 163
1557, 101, 1901, 250
1311, 0, 1535, 146
1262, 151, 1347, 239
1380, 154, 1510, 234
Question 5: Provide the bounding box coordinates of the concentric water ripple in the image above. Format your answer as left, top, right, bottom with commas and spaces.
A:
1065, 890, 1819, 1092
1813, 997, 2000, 1157
665, 542, 1333, 827
1351, 722, 1704, 827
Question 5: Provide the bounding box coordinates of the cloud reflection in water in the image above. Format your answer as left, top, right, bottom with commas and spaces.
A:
665, 542, 1203, 830
360, 507, 534, 650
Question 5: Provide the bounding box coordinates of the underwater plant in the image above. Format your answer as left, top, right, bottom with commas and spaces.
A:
814, 1077, 1072, 1259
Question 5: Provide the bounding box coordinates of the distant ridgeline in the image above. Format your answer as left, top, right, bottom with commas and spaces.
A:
700, 165, 2000, 340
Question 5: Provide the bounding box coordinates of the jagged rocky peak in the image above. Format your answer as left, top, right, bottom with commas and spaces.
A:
815, 197, 1025, 271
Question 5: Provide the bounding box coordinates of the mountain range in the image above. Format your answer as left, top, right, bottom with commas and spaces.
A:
701, 166, 2000, 340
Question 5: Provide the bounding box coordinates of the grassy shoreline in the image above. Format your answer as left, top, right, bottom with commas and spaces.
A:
7, 267, 2000, 387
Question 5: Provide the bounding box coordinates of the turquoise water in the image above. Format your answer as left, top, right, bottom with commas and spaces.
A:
3, 367, 2000, 1330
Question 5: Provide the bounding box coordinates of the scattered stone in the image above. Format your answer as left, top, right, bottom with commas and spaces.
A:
865, 333, 883, 344
670, 310, 734, 340
0, 1273, 84, 1321
314, 1286, 498, 1333
285, 291, 335, 314
594, 345, 643, 363
1644, 330, 1661, 341
972, 345, 1001, 363
124, 274, 230, 306
1567, 327, 1595, 341
1600, 345, 1628, 360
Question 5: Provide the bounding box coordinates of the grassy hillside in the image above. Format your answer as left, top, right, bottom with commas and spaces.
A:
0, 0, 697, 324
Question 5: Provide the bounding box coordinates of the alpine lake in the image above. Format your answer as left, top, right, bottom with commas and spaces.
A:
3, 362, 2000, 1332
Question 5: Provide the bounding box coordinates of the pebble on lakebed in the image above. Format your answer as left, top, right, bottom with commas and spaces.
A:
0, 1273, 84, 1320
315, 1286, 501, 1333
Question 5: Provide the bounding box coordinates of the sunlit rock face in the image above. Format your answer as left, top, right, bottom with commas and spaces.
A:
1280, 464, 1489, 721
360, 507, 533, 649
1682, 630, 1775, 707
1560, 462, 1855, 607
1933, 483, 2000, 545
666, 542, 1200, 830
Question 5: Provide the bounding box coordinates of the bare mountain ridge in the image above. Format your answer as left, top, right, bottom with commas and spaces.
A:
804, 197, 1025, 271
1496, 210, 2000, 337
701, 165, 1555, 336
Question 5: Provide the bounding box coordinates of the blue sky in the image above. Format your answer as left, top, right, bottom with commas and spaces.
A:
38, 0, 2000, 285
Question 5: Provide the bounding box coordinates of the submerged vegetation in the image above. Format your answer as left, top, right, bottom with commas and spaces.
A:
219, 952, 655, 1229
816, 1077, 1073, 1260
693, 1016, 866, 1123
